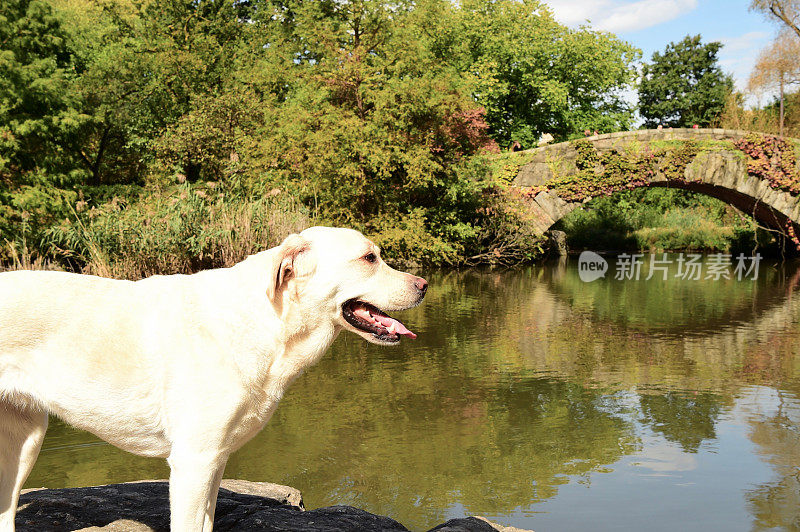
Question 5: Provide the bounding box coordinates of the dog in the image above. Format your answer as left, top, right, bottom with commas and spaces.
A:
0, 226, 427, 531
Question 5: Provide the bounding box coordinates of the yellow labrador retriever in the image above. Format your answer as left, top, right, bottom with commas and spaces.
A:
0, 226, 427, 531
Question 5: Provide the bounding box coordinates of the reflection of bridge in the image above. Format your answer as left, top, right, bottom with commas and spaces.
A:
513, 129, 800, 237
506, 260, 800, 392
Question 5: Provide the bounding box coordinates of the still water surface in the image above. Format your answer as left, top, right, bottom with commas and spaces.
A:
27, 256, 800, 530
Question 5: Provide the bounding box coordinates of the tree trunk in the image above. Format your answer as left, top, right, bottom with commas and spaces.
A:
780, 75, 785, 137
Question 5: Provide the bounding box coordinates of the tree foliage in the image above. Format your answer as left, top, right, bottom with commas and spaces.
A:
748, 29, 800, 135
0, 0, 85, 253
639, 35, 734, 128
428, 0, 640, 148
749, 30, 800, 93
0, 0, 640, 267
0, 0, 80, 181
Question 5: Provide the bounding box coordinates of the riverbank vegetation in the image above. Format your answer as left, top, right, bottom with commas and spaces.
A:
3, 1, 799, 272
0, 0, 641, 274
555, 188, 771, 254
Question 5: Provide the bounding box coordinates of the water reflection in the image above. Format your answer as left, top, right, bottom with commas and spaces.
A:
25, 257, 800, 531
743, 388, 800, 530
639, 391, 723, 453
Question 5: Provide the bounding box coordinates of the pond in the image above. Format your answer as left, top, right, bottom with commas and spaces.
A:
26, 254, 800, 531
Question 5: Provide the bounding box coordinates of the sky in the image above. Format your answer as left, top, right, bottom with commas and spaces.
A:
544, 0, 782, 104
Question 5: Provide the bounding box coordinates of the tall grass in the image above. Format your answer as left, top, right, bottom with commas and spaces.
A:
632, 210, 735, 252
1, 240, 61, 272
45, 186, 311, 280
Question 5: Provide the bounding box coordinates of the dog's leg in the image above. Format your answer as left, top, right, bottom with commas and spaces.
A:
168, 450, 227, 532
0, 403, 47, 532
201, 463, 226, 532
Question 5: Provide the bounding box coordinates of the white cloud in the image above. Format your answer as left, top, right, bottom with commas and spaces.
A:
632, 438, 698, 475
547, 0, 698, 33
718, 31, 770, 52
547, 0, 611, 26
716, 31, 772, 94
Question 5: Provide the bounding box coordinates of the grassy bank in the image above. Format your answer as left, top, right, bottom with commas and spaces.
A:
5, 185, 309, 278
554, 188, 774, 255
3, 168, 547, 278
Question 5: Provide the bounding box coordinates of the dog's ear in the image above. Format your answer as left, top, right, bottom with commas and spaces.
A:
267, 233, 308, 302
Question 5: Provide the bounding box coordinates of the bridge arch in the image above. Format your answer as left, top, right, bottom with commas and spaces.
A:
512, 129, 800, 242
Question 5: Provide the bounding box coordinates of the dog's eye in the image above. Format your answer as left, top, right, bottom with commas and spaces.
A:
364, 253, 377, 264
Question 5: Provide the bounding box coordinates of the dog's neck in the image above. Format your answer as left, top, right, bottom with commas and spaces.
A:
202, 253, 342, 412
241, 275, 341, 396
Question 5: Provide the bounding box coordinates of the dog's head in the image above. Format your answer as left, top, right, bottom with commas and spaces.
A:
267, 226, 427, 345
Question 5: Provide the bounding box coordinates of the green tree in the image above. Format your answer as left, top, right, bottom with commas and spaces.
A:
639, 35, 734, 128
0, 0, 82, 181
427, 0, 640, 147
238, 0, 506, 264
104, 0, 251, 183
0, 0, 84, 256
48, 0, 144, 186
52, 0, 254, 186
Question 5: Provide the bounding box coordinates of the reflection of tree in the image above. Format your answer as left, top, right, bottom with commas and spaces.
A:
748, 476, 800, 530
746, 392, 800, 530
227, 354, 640, 531
638, 392, 722, 452
501, 260, 800, 397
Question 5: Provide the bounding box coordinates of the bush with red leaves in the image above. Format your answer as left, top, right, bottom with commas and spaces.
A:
437, 107, 500, 158
734, 134, 800, 194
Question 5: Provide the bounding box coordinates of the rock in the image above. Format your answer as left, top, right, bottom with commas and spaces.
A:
16, 481, 513, 532
474, 516, 535, 532
428, 517, 498, 531
217, 479, 303, 509
547, 230, 568, 256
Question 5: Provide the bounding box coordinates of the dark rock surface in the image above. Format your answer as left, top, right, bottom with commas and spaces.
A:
428, 517, 499, 531
547, 230, 568, 256
17, 480, 506, 532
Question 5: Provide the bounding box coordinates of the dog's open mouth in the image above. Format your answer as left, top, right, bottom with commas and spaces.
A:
342, 299, 417, 342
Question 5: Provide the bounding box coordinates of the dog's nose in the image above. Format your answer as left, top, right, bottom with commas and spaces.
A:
414, 277, 428, 293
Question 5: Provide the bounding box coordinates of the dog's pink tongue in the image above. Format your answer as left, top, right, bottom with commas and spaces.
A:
376, 315, 417, 339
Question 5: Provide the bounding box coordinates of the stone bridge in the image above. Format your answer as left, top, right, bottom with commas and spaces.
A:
512, 128, 800, 239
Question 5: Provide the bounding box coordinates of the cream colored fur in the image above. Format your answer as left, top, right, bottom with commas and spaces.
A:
0, 226, 427, 531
